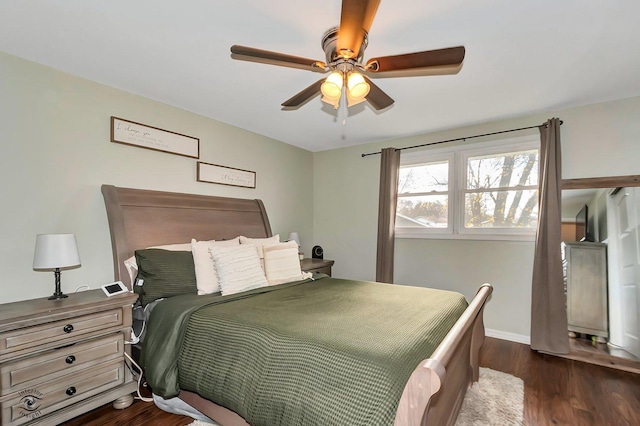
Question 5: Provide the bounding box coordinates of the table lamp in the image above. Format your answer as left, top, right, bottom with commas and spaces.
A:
287, 232, 303, 260
33, 233, 81, 300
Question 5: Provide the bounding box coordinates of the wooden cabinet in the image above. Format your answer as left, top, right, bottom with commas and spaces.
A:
0, 290, 138, 425
300, 258, 334, 276
562, 242, 608, 342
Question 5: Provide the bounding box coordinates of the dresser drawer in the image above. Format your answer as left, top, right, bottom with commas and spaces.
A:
1, 333, 124, 394
311, 266, 332, 276
0, 308, 125, 356
1, 358, 125, 426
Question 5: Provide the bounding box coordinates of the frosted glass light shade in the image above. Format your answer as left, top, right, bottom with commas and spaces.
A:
321, 71, 343, 99
347, 71, 370, 100
321, 95, 340, 109
347, 92, 367, 107
33, 234, 81, 269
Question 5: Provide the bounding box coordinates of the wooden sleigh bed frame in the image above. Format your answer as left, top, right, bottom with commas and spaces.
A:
101, 184, 492, 426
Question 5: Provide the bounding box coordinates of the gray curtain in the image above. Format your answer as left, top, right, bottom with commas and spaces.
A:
531, 118, 569, 354
376, 147, 401, 283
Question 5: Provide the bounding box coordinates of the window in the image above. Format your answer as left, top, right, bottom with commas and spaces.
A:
396, 153, 453, 233
396, 137, 539, 240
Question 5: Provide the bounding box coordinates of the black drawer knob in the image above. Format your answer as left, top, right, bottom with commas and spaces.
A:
22, 396, 38, 410
66, 386, 76, 396
63, 324, 74, 333
65, 355, 76, 364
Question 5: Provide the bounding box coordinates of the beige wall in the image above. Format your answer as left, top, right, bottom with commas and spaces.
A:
313, 96, 640, 341
0, 51, 314, 304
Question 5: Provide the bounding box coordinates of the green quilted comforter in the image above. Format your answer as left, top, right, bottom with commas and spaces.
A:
142, 276, 468, 426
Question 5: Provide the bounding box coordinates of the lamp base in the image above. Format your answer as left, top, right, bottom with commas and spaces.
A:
48, 293, 69, 300
49, 268, 69, 300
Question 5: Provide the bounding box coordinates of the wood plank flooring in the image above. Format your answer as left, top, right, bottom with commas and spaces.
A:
481, 337, 639, 425
562, 335, 640, 375
63, 337, 640, 426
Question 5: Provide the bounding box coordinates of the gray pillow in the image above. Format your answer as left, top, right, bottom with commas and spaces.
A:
135, 249, 197, 305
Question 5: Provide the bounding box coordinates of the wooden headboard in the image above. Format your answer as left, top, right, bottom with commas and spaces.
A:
101, 184, 272, 289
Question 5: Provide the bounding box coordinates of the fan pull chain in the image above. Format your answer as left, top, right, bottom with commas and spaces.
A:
341, 90, 348, 126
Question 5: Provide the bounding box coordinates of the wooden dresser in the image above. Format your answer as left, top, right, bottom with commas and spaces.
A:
0, 290, 138, 425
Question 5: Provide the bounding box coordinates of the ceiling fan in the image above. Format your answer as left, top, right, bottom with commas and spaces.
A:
230, 0, 465, 111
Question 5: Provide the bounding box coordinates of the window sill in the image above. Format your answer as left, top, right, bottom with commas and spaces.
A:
395, 231, 536, 242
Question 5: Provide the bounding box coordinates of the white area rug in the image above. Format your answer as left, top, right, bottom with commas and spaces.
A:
456, 367, 524, 426
186, 368, 524, 426
187, 421, 218, 426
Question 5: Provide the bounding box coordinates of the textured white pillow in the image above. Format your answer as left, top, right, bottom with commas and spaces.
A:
123, 242, 192, 286
263, 241, 310, 285
191, 238, 240, 294
209, 244, 269, 296
239, 235, 280, 259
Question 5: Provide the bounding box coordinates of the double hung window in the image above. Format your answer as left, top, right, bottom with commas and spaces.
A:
396, 138, 539, 240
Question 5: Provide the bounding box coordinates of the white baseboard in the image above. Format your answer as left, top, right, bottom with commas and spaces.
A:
486, 328, 530, 345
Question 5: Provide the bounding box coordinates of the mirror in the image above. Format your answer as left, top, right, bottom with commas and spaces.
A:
561, 175, 640, 368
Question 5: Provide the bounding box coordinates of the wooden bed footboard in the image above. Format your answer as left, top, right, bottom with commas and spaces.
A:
394, 283, 493, 426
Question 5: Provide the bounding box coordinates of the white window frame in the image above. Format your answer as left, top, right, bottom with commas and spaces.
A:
395, 136, 540, 241
396, 151, 455, 235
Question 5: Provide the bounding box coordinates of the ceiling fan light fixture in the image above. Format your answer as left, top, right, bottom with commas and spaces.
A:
321, 94, 341, 109
321, 71, 344, 99
346, 71, 370, 101
231, 1, 465, 112
346, 91, 366, 107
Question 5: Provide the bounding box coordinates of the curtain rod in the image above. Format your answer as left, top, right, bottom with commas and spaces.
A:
360, 120, 563, 158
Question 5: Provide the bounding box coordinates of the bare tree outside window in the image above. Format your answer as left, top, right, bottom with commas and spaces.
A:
465, 149, 538, 229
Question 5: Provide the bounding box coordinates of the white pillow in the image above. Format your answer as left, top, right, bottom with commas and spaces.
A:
263, 241, 311, 285
239, 235, 280, 258
191, 238, 240, 294
209, 244, 269, 296
239, 235, 280, 271
123, 242, 192, 286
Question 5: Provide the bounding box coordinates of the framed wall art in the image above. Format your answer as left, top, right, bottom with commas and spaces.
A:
110, 116, 199, 158
197, 162, 256, 188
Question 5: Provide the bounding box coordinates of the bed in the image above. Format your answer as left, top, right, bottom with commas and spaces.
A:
101, 184, 492, 426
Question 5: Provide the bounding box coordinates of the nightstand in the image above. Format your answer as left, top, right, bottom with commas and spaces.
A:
300, 258, 335, 276
0, 290, 138, 426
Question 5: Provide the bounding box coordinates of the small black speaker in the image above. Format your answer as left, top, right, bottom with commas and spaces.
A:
312, 245, 324, 259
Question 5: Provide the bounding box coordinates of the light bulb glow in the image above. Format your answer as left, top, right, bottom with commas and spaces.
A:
347, 92, 367, 107
321, 71, 344, 99
347, 72, 370, 100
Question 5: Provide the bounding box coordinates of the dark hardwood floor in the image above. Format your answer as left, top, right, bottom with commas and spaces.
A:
63, 337, 640, 426
481, 337, 639, 425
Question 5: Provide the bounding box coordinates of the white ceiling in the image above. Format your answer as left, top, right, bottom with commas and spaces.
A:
1, 1, 639, 152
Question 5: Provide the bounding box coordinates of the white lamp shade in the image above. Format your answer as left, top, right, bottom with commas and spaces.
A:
287, 232, 301, 247
33, 234, 81, 269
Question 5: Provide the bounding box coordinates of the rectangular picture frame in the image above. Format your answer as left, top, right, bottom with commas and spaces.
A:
197, 161, 256, 189
110, 116, 199, 158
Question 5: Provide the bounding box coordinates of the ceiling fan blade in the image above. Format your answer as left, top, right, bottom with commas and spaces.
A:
281, 79, 324, 108
366, 46, 465, 75
337, 0, 380, 59
231, 45, 327, 72
363, 76, 394, 110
